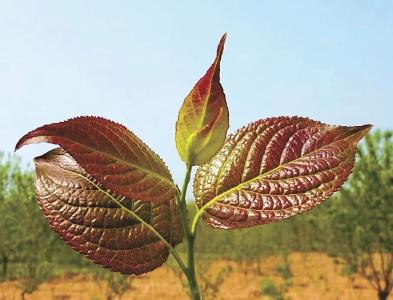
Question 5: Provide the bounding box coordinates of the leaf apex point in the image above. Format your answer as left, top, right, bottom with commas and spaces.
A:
15, 137, 26, 152
356, 124, 373, 136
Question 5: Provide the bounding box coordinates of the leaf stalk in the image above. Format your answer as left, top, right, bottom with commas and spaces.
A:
177, 164, 201, 300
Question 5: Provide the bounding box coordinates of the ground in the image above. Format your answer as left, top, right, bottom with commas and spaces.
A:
0, 253, 380, 300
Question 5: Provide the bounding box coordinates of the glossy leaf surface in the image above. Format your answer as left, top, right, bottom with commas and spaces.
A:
176, 33, 229, 165
16, 116, 176, 203
35, 148, 182, 275
194, 116, 371, 229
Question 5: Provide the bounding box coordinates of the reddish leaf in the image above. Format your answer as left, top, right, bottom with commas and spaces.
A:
16, 116, 176, 203
34, 148, 182, 275
194, 117, 371, 229
175, 33, 229, 165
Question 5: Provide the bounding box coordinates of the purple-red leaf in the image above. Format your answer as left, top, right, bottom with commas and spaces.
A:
175, 33, 229, 165
16, 116, 176, 203
194, 116, 371, 229
35, 148, 182, 275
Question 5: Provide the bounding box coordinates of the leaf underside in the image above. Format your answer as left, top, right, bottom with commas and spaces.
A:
35, 148, 182, 275
175, 33, 229, 165
16, 116, 176, 203
194, 116, 371, 229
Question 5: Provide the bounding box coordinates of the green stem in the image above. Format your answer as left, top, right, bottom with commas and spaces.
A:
191, 205, 204, 235
177, 164, 201, 300
185, 234, 200, 300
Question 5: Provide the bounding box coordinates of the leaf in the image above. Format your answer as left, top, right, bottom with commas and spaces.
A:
34, 148, 182, 275
175, 33, 229, 165
194, 116, 371, 229
15, 116, 176, 203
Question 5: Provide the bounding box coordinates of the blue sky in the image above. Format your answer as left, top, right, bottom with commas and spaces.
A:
0, 1, 392, 189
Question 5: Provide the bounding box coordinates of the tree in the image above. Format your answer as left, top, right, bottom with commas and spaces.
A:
0, 153, 31, 281
328, 130, 393, 300
0, 154, 59, 297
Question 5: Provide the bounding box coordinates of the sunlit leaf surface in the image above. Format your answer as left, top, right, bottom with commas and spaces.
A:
16, 116, 176, 203
176, 33, 229, 165
34, 148, 182, 275
194, 117, 371, 229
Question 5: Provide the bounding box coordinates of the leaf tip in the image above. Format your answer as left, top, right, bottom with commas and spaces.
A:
221, 32, 227, 42
15, 133, 31, 152
15, 130, 49, 152
362, 124, 373, 132
216, 33, 227, 61
354, 124, 373, 141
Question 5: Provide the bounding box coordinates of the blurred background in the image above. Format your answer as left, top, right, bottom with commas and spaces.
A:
0, 1, 392, 299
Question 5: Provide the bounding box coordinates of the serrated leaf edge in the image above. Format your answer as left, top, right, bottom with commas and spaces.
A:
16, 115, 178, 194
191, 118, 371, 231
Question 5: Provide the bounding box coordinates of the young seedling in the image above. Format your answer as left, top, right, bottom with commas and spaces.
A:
15, 33, 370, 300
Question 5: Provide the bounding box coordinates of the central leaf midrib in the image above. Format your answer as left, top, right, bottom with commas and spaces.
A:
62, 137, 175, 189
200, 58, 221, 129
210, 170, 341, 213
202, 132, 359, 210
58, 166, 173, 246
40, 171, 166, 251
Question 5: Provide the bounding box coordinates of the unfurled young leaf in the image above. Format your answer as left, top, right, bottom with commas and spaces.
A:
194, 117, 371, 229
34, 148, 182, 275
176, 33, 229, 166
15, 116, 177, 203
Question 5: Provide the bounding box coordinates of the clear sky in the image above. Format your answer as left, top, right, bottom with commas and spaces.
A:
1, 1, 392, 190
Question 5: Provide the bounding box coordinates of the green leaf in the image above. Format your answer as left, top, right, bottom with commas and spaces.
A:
176, 33, 229, 165
194, 116, 371, 229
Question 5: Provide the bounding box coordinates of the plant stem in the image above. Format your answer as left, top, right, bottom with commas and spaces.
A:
177, 164, 201, 300
185, 233, 200, 300
191, 205, 204, 235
